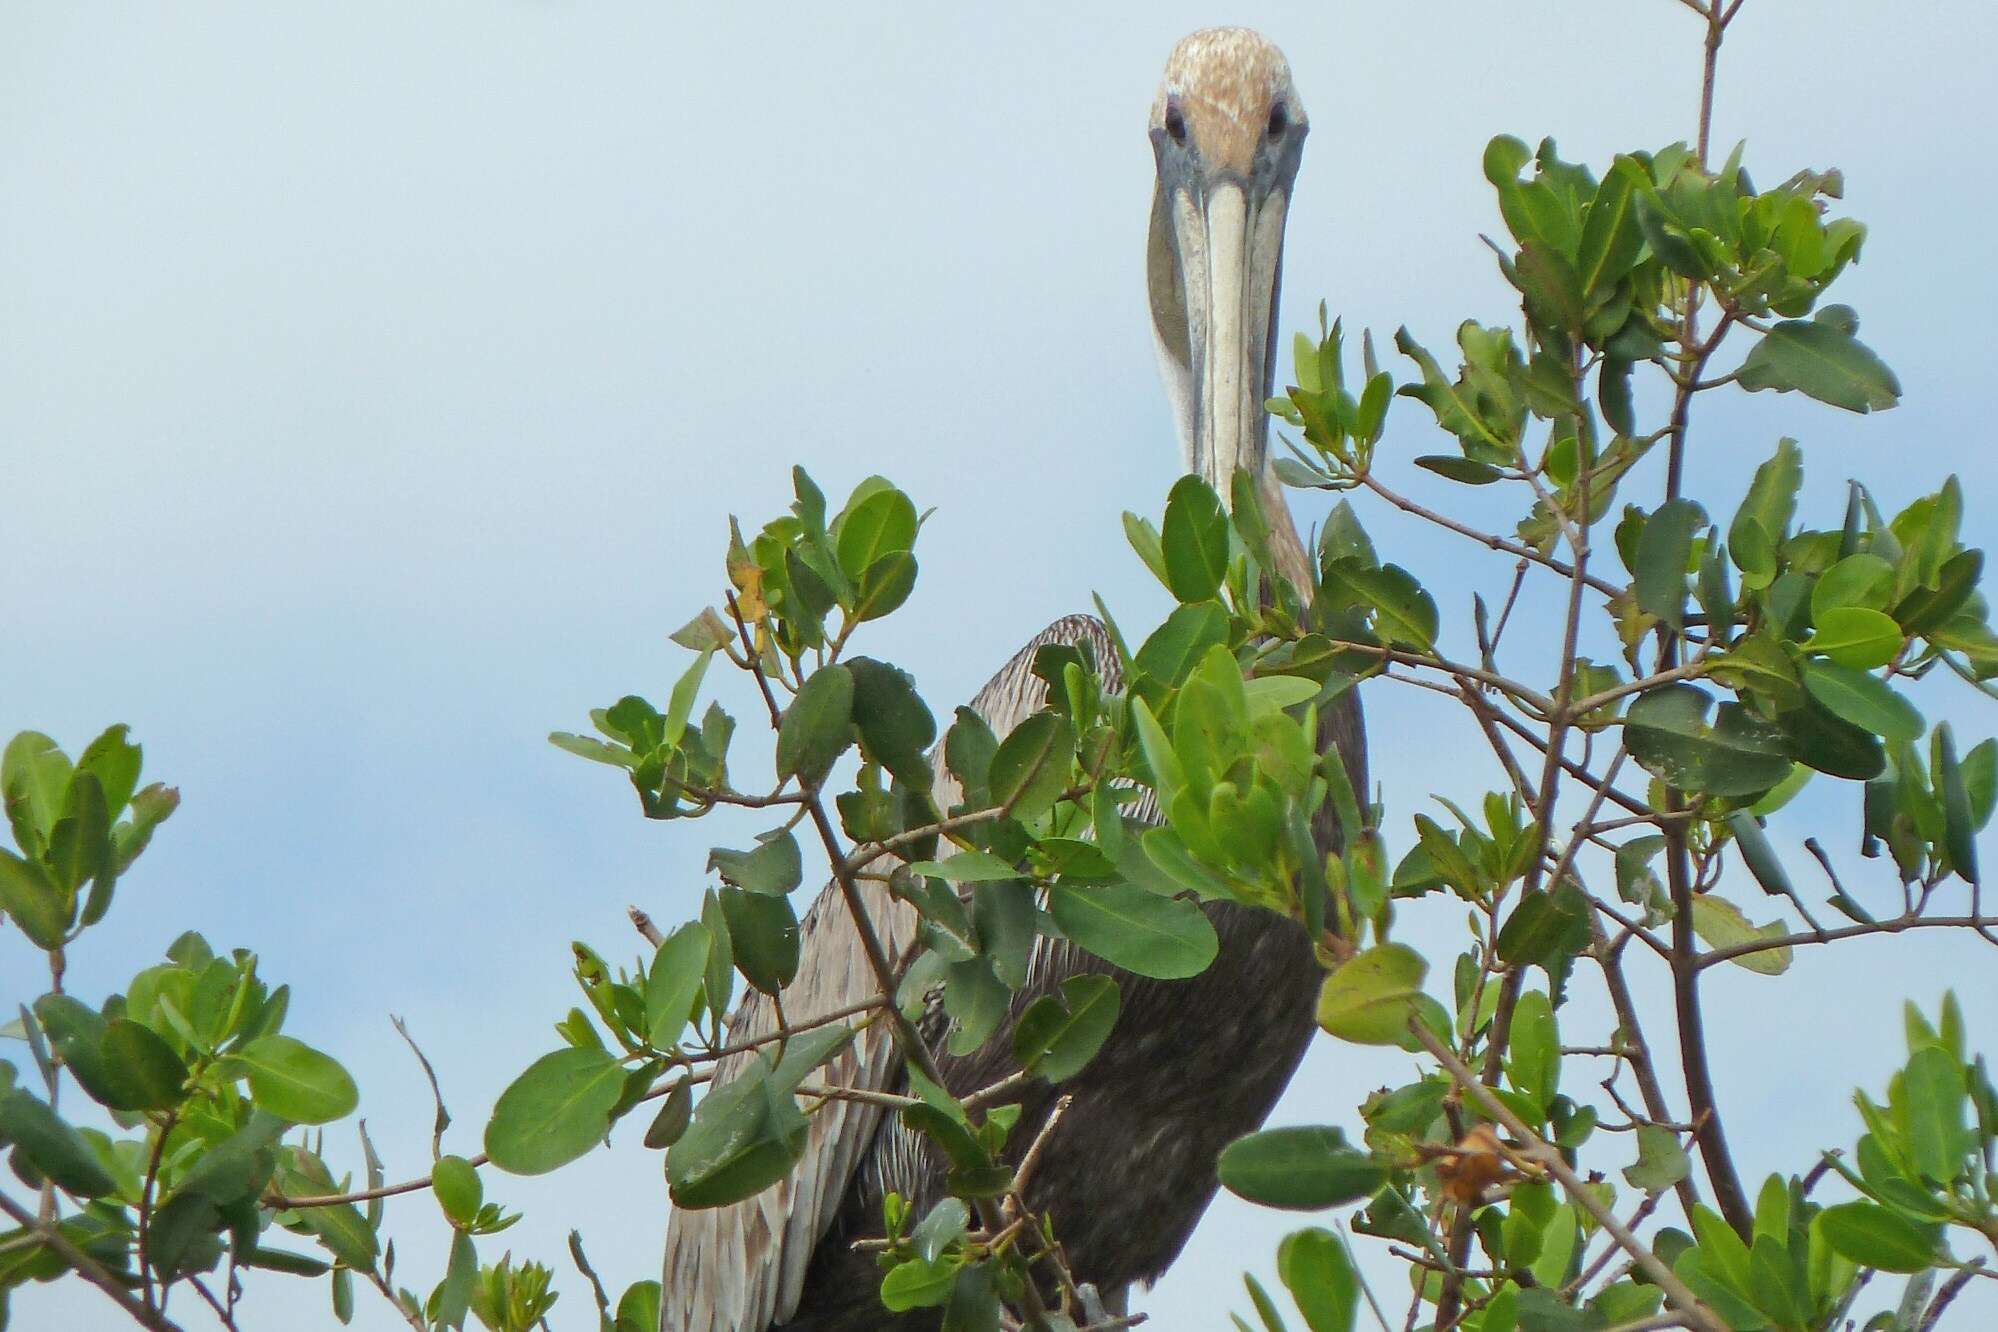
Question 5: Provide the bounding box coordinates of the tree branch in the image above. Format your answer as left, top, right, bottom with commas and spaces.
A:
1409, 1025, 1725, 1332
0, 1190, 181, 1332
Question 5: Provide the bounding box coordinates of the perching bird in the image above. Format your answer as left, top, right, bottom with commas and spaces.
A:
663, 28, 1367, 1330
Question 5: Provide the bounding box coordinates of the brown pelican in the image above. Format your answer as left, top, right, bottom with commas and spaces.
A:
663, 28, 1366, 1330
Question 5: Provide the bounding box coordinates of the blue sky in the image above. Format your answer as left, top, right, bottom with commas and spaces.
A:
5, 2, 1997, 1327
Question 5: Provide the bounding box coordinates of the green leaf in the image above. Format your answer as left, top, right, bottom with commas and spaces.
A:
718, 887, 800, 994
880, 1257, 959, 1311
1935, 726, 1979, 883
663, 650, 713, 747
1049, 881, 1217, 979
1496, 882, 1591, 969
986, 712, 1074, 823
847, 657, 937, 786
1801, 661, 1923, 743
667, 1061, 808, 1209
100, 1018, 190, 1111
2, 732, 62, 850
0, 848, 68, 948
1162, 475, 1230, 603
1725, 812, 1794, 899
1635, 500, 1705, 630
1901, 1045, 1970, 1184
277, 1155, 379, 1269
0, 1089, 117, 1197
46, 771, 109, 911
437, 1231, 477, 1327
1218, 1126, 1387, 1210
644, 1078, 694, 1150
643, 924, 711, 1051
708, 831, 802, 897
1135, 602, 1231, 687
231, 1035, 358, 1124
1689, 895, 1792, 975
1012, 975, 1121, 1081
1806, 607, 1902, 669
835, 487, 919, 583
1124, 511, 1171, 589
75, 725, 142, 819
1729, 440, 1803, 559
1316, 944, 1445, 1050
903, 853, 1013, 883
1623, 1125, 1690, 1194
851, 551, 918, 623
1814, 1201, 1939, 1273
1738, 319, 1901, 414
1576, 157, 1646, 295
1624, 685, 1793, 797
1413, 454, 1503, 485
701, 891, 734, 1028
776, 665, 855, 783
1812, 554, 1896, 620
1277, 1228, 1358, 1332
1505, 988, 1559, 1113
1322, 561, 1437, 652
912, 1197, 969, 1266
484, 1047, 627, 1175
432, 1155, 483, 1228
615, 1282, 663, 1332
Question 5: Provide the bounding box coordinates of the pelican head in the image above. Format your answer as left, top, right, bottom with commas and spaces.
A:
1148, 27, 1306, 504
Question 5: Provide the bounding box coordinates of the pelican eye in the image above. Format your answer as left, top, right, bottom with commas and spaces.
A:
1267, 102, 1288, 140
1164, 104, 1187, 144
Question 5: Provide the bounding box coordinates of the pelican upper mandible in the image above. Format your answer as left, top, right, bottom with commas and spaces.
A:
661, 29, 1364, 1330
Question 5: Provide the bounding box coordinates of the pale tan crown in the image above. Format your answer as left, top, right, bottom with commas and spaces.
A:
1151, 27, 1302, 176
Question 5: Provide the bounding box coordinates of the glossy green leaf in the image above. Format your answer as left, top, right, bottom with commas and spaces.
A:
718, 887, 800, 994
1935, 725, 1980, 883
912, 1197, 969, 1266
644, 922, 711, 1049
1801, 661, 1923, 743
1316, 944, 1445, 1049
880, 1256, 959, 1311
1218, 1126, 1387, 1210
1807, 607, 1902, 669
776, 664, 854, 783
835, 487, 918, 583
484, 1047, 627, 1175
1012, 974, 1120, 1082
232, 1035, 358, 1124
1738, 319, 1901, 414
1902, 1046, 1970, 1184
667, 1061, 809, 1209
1049, 880, 1217, 979
100, 1018, 190, 1111
847, 657, 936, 785
708, 832, 802, 897
0, 1089, 117, 1197
1624, 685, 1793, 797
1162, 475, 1230, 603
1275, 1229, 1357, 1332
1725, 812, 1794, 899
1815, 1201, 1939, 1273
986, 712, 1073, 823
432, 1155, 483, 1228
1635, 499, 1705, 630
1623, 1124, 1690, 1194
1135, 602, 1231, 687
0, 849, 68, 948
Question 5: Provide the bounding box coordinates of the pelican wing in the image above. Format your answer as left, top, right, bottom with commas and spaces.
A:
662, 614, 1117, 1332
